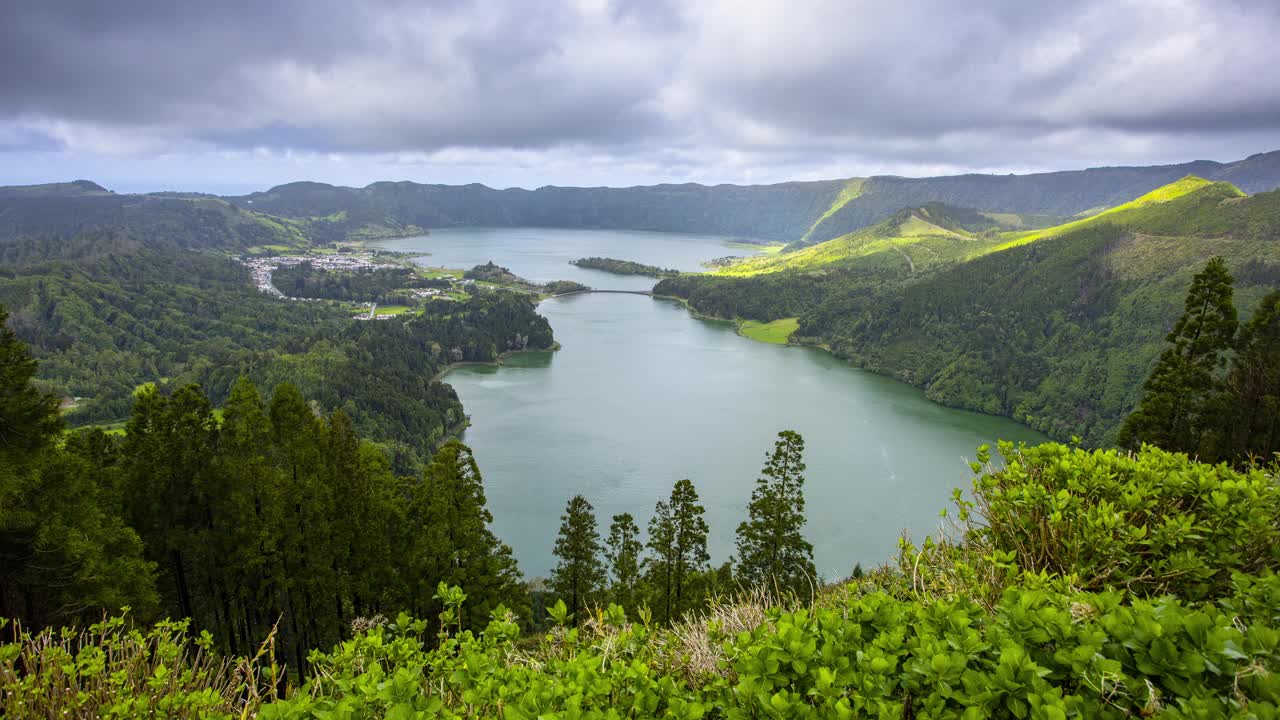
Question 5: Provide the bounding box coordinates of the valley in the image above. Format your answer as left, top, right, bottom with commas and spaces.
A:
3, 158, 1278, 718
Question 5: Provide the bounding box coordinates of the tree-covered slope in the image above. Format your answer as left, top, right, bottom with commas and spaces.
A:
715, 176, 1244, 278
661, 181, 1280, 444
0, 181, 306, 254
714, 203, 1014, 278
230, 179, 854, 242
796, 150, 1280, 246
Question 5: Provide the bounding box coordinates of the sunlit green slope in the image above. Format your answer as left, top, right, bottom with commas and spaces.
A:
717, 176, 1247, 278
986, 175, 1245, 252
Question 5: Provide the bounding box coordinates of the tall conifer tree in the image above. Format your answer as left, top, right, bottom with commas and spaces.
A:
735, 430, 816, 596
1, 306, 155, 626
549, 495, 605, 624
646, 479, 709, 623
413, 440, 524, 630
1222, 291, 1280, 462
1118, 257, 1236, 455
604, 512, 645, 612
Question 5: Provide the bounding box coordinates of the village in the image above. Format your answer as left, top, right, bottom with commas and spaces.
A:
238, 252, 403, 299
237, 251, 494, 319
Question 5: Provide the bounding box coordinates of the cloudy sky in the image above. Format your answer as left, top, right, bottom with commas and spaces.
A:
3, 0, 1278, 193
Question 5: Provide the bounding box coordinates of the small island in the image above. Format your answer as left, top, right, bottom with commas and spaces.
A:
542, 279, 592, 294
570, 257, 680, 277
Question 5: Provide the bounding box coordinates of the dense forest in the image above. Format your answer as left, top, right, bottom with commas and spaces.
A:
0, 240, 552, 470
272, 263, 450, 303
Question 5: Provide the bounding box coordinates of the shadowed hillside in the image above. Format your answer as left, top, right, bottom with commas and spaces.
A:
223, 151, 1280, 243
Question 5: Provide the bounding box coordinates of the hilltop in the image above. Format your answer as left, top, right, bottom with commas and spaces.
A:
0, 181, 305, 260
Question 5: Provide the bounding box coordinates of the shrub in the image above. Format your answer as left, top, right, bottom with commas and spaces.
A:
909, 442, 1280, 605
0, 612, 280, 719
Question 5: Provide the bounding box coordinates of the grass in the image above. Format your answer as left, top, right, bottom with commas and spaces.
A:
986, 175, 1236, 253
76, 420, 127, 436
714, 176, 1246, 279
798, 179, 867, 244
246, 244, 295, 255
714, 210, 976, 278
739, 317, 799, 344
724, 241, 786, 254
374, 305, 412, 316
419, 267, 463, 279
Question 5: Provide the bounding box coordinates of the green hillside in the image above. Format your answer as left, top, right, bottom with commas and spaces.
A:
795, 178, 866, 244
225, 151, 1280, 244
986, 175, 1244, 252
0, 183, 307, 255
715, 176, 1245, 279
715, 203, 993, 278
660, 181, 1280, 444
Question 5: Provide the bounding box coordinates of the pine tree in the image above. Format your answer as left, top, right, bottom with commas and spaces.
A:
646, 499, 675, 622
647, 478, 709, 623
1118, 257, 1237, 455
549, 495, 605, 624
0, 306, 61, 461
604, 513, 644, 613
735, 430, 816, 597
1, 306, 156, 625
266, 382, 331, 669
215, 377, 282, 654
1222, 291, 1280, 462
413, 440, 525, 630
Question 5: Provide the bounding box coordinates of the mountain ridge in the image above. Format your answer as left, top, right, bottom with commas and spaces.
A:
7, 150, 1280, 246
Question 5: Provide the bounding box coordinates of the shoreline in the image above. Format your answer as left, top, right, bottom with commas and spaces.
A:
430, 342, 562, 383
430, 343, 561, 446
656, 293, 1052, 442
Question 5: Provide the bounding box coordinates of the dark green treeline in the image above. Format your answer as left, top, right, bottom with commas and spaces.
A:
1120, 257, 1280, 463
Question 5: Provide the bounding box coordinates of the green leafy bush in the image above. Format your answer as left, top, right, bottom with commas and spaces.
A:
911, 442, 1280, 605
251, 576, 1279, 718
0, 613, 279, 719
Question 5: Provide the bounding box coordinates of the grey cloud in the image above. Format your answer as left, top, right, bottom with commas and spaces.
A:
0, 0, 1278, 183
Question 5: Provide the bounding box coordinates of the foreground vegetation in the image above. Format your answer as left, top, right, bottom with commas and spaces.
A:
5, 438, 1277, 717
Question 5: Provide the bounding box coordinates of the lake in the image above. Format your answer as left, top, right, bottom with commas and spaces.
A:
372, 226, 754, 291
374, 228, 1047, 578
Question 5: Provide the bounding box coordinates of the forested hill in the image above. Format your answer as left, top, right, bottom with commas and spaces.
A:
228, 179, 853, 242
223, 150, 1280, 242
658, 179, 1280, 445
0, 181, 555, 470
796, 150, 1280, 246
0, 179, 304, 254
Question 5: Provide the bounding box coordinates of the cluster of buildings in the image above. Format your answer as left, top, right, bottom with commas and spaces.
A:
407, 287, 454, 300
238, 252, 401, 299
